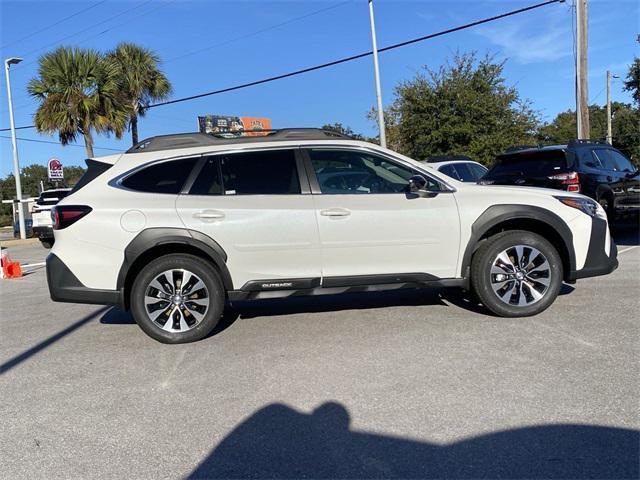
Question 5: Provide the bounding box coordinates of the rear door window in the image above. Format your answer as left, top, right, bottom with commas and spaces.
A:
122, 157, 198, 194
189, 157, 223, 195
219, 149, 300, 195
486, 151, 569, 178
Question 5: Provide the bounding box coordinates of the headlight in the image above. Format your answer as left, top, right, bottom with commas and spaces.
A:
555, 196, 606, 219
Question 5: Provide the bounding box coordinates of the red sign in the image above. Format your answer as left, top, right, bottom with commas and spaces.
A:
48, 158, 64, 181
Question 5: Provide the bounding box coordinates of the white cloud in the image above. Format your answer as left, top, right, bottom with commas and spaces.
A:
475, 15, 573, 65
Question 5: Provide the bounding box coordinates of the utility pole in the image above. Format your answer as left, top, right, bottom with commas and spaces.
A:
606, 70, 619, 145
4, 57, 26, 240
368, 0, 386, 148
575, 0, 589, 140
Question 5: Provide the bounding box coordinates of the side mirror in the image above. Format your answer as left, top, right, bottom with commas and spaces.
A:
625, 169, 640, 179
408, 175, 432, 198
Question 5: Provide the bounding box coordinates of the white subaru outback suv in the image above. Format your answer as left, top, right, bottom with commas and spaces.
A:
47, 129, 618, 343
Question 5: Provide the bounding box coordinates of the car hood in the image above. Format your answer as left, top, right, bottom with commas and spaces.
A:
461, 182, 588, 200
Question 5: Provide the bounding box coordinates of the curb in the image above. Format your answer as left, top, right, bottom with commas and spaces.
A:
0, 238, 41, 247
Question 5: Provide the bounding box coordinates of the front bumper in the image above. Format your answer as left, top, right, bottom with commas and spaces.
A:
568, 216, 618, 281
46, 253, 122, 307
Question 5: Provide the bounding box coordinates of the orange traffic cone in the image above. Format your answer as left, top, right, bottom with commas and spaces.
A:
1, 252, 22, 279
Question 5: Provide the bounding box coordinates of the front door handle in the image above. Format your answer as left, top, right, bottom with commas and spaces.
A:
193, 210, 225, 222
320, 208, 351, 217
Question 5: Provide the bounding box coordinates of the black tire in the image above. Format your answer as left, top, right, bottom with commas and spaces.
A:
470, 230, 563, 317
130, 253, 225, 344
40, 240, 53, 249
598, 194, 616, 220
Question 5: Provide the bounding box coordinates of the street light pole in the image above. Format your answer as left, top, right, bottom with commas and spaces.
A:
368, 0, 386, 148
606, 70, 619, 145
4, 57, 26, 240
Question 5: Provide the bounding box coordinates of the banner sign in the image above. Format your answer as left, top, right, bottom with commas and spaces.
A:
198, 115, 272, 137
47, 158, 64, 181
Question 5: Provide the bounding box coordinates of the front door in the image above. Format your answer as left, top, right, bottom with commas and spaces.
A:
304, 147, 461, 280
176, 149, 321, 289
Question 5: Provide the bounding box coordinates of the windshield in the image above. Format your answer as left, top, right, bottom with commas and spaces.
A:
486, 150, 569, 178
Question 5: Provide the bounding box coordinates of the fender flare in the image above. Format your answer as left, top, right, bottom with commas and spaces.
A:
116, 227, 233, 295
460, 205, 576, 279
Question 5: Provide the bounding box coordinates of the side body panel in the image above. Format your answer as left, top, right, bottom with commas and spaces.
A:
311, 192, 461, 278
175, 194, 322, 288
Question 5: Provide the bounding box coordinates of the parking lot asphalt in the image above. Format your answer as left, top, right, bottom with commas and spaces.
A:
1, 223, 639, 479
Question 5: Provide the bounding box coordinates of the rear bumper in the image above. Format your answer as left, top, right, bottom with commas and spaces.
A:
33, 226, 53, 240
568, 217, 618, 281
46, 253, 122, 307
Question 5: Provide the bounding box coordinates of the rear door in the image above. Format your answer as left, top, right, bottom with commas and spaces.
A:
304, 147, 460, 280
175, 148, 322, 289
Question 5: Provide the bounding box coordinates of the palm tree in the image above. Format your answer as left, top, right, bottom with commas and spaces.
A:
106, 43, 172, 145
28, 47, 126, 158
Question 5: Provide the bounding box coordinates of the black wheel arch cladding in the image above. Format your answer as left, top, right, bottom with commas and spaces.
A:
461, 204, 576, 281
117, 228, 233, 308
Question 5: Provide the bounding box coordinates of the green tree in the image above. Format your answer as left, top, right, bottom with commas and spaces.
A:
623, 57, 639, 107
538, 102, 640, 161
28, 47, 126, 157
321, 123, 369, 141
106, 43, 172, 146
383, 53, 539, 164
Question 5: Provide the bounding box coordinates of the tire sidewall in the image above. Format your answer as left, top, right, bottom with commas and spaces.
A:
131, 254, 224, 343
472, 231, 563, 317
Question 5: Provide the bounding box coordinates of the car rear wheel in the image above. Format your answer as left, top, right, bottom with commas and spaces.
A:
131, 253, 225, 343
471, 230, 563, 317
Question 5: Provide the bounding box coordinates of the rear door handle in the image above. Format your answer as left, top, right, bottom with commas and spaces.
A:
320, 208, 351, 217
193, 210, 225, 221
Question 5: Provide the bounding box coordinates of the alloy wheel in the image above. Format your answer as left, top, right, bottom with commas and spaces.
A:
144, 269, 210, 332
490, 245, 551, 307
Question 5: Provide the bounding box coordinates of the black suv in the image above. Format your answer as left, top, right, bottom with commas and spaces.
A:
482, 141, 640, 217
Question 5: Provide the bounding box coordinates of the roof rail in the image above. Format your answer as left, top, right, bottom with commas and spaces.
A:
126, 128, 354, 154
568, 139, 607, 146
504, 145, 539, 153
425, 155, 472, 163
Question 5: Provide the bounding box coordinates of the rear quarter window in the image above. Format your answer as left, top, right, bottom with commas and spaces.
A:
122, 157, 199, 194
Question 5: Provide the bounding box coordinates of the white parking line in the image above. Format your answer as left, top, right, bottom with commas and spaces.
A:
618, 246, 639, 254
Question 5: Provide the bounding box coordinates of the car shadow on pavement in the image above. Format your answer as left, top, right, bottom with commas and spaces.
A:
0, 306, 109, 375
231, 288, 448, 319
188, 401, 639, 479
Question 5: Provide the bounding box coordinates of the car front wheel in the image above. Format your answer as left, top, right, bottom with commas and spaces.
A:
130, 253, 225, 343
471, 230, 563, 317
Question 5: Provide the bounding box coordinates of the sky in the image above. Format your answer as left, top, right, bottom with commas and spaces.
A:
0, 0, 638, 177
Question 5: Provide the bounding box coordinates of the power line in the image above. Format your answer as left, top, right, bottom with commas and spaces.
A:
15, 0, 155, 63
0, 0, 108, 50
0, 135, 121, 152
165, 1, 352, 64
147, 0, 563, 109
70, 0, 179, 47
1, 0, 564, 131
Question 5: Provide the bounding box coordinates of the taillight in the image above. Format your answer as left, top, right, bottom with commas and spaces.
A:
51, 205, 92, 230
548, 171, 580, 192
